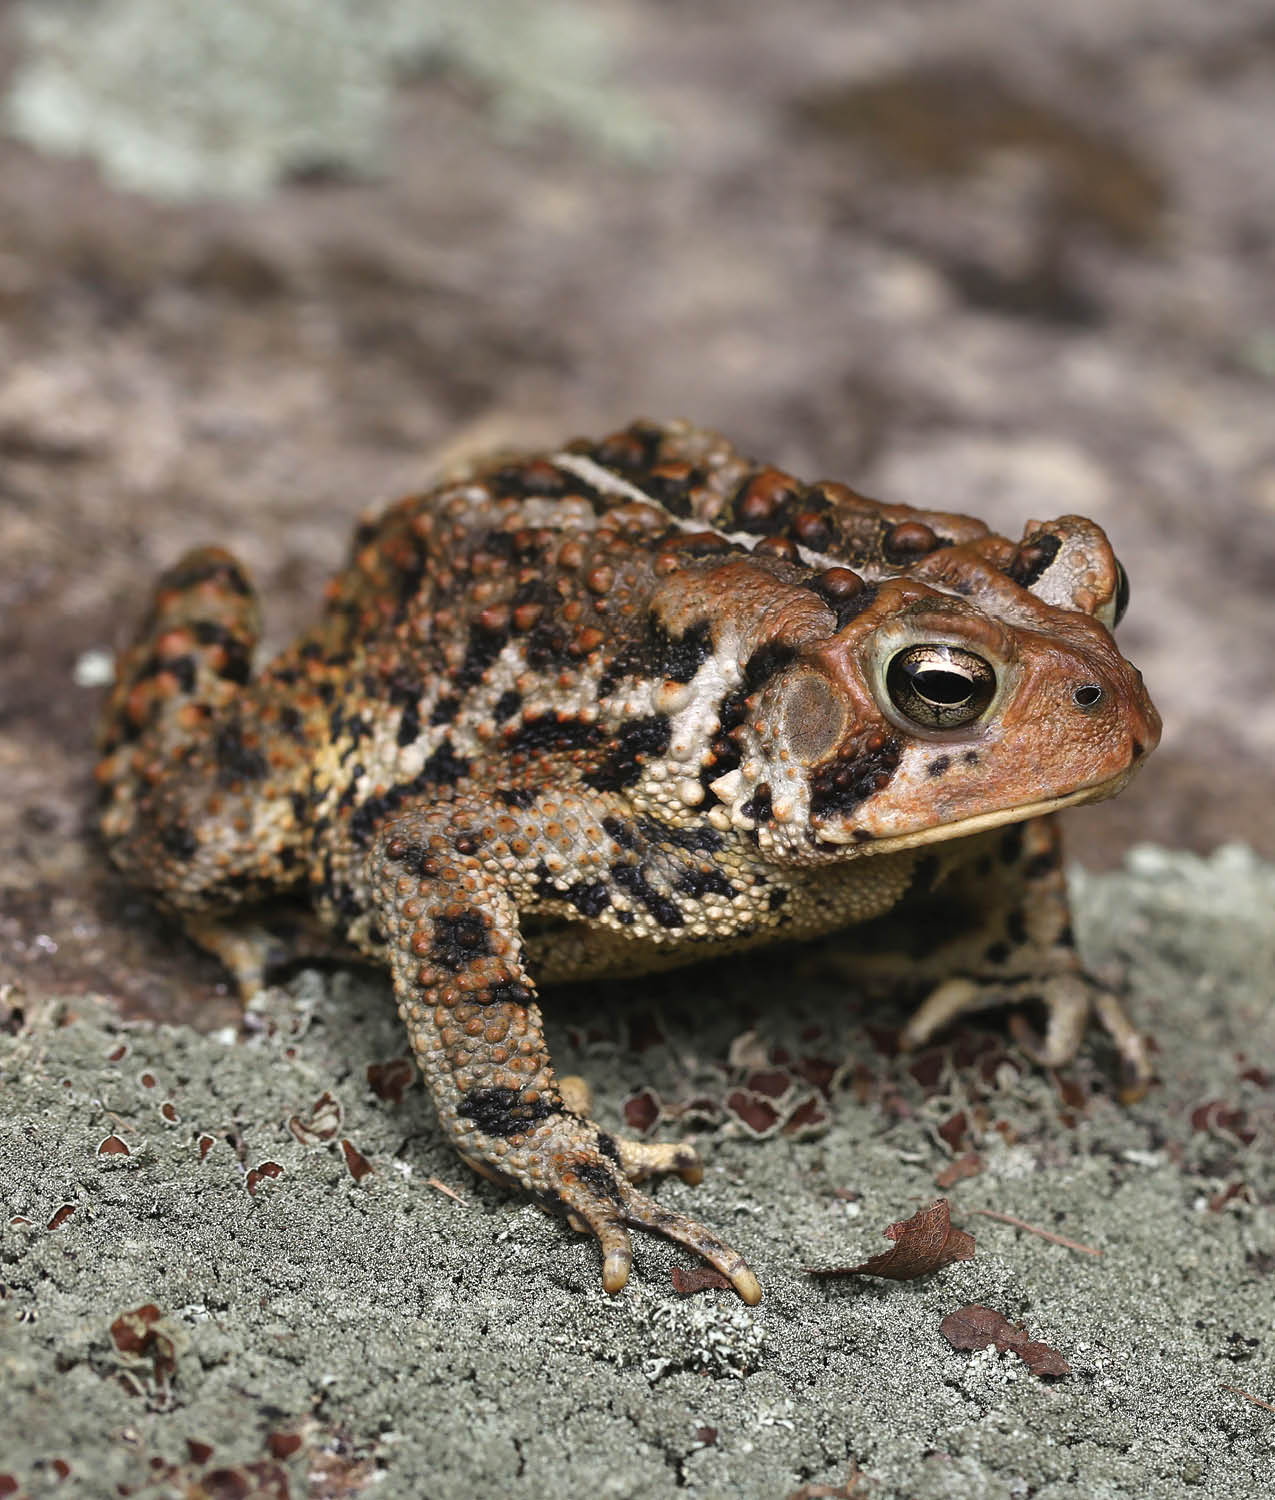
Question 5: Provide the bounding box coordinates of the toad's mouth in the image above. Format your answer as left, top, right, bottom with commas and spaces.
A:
819, 768, 1137, 855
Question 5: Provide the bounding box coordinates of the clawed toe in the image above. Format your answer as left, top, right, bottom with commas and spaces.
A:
554, 1150, 761, 1303
1092, 990, 1153, 1101
900, 969, 1150, 1099
898, 977, 982, 1053
618, 1186, 763, 1304
614, 1136, 704, 1186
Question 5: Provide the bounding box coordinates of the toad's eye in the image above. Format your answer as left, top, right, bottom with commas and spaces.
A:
886, 645, 996, 730
1112, 559, 1130, 628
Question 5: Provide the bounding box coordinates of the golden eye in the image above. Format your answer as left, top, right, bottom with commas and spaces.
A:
886, 645, 996, 730
1113, 559, 1130, 627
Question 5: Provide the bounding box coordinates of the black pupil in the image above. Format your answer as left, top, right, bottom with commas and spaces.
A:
909, 667, 972, 705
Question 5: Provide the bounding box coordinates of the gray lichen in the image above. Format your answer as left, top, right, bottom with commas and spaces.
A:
4, 0, 661, 200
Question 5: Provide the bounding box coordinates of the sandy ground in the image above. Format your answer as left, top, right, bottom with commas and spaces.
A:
1, 1, 1273, 1495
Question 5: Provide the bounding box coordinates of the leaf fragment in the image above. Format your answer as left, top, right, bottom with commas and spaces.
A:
935, 1151, 983, 1188
671, 1264, 731, 1295
808, 1197, 975, 1280
941, 1303, 1071, 1377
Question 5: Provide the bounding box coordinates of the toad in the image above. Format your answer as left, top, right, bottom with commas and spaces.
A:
97, 419, 1160, 1303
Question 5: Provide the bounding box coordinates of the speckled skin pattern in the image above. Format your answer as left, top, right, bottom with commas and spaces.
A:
97, 419, 1161, 1301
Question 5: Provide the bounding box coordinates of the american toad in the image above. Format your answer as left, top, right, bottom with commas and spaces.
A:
96, 420, 1160, 1303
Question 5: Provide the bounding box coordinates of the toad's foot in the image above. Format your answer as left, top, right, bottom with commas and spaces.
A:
898, 970, 1152, 1101
461, 1111, 761, 1303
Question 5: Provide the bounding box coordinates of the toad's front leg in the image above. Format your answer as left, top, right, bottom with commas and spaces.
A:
366, 807, 762, 1304
898, 815, 1152, 1098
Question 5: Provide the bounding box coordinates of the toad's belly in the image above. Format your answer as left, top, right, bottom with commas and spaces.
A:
523, 847, 923, 985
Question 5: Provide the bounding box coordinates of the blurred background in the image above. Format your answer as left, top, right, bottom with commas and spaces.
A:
1, 0, 1273, 1022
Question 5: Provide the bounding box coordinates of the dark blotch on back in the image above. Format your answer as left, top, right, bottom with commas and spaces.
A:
347, 740, 470, 846
643, 463, 701, 519
569, 1160, 626, 1206
509, 716, 601, 755
420, 740, 471, 786
491, 460, 567, 499
160, 822, 199, 860
587, 422, 664, 475
396, 697, 421, 748
191, 620, 252, 684
484, 978, 534, 1007
675, 866, 735, 900
525, 620, 571, 671
601, 815, 641, 851
648, 616, 713, 683
151, 652, 197, 695
635, 817, 723, 854
741, 783, 773, 823
456, 621, 509, 690
564, 879, 611, 917
214, 723, 268, 787
585, 715, 671, 792
743, 641, 796, 689
493, 689, 523, 723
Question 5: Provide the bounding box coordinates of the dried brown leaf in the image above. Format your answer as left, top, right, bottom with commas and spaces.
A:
109, 1302, 178, 1382
941, 1303, 1070, 1377
1208, 1182, 1250, 1213
935, 1151, 983, 1189
808, 1198, 975, 1280
671, 1264, 732, 1296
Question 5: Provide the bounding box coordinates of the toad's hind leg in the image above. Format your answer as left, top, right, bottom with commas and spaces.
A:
367, 805, 762, 1304
96, 548, 307, 959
